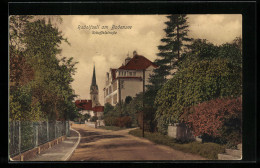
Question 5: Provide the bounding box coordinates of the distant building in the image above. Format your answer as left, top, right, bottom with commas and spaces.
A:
104, 51, 158, 106
75, 66, 104, 119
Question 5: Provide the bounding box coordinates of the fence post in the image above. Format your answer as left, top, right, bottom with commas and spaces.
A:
47, 121, 49, 141
18, 121, 21, 154
35, 123, 38, 147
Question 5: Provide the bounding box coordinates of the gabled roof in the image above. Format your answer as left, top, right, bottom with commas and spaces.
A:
93, 106, 104, 112
75, 100, 92, 110
118, 55, 158, 70
75, 100, 104, 112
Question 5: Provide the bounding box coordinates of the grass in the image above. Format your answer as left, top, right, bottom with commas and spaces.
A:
129, 129, 226, 160
98, 126, 132, 131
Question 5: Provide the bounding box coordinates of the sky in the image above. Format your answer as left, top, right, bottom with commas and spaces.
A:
55, 15, 242, 105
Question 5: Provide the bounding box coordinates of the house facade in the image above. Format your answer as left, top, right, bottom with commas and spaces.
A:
103, 51, 158, 106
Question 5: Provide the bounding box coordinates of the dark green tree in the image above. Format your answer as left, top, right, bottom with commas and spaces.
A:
147, 14, 192, 96
103, 103, 114, 116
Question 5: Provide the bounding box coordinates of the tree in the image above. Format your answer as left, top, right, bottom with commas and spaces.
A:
146, 15, 192, 124
9, 16, 78, 121
103, 103, 114, 116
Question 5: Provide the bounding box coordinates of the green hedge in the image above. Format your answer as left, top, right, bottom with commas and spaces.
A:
129, 129, 225, 160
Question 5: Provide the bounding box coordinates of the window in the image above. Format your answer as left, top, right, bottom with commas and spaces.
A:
124, 71, 126, 76
133, 72, 136, 76
129, 72, 132, 76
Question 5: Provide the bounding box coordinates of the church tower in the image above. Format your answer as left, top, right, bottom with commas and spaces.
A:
90, 65, 101, 107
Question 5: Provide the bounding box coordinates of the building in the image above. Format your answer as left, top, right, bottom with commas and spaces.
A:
75, 66, 104, 119
104, 51, 158, 106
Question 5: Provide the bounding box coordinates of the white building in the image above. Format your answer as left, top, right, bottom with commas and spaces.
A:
104, 51, 158, 106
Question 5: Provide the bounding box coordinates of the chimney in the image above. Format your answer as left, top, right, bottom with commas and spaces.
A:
125, 52, 131, 65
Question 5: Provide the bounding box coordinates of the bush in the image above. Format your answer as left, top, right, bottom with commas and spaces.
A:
182, 97, 242, 147
90, 116, 98, 122
116, 116, 132, 128
104, 116, 117, 126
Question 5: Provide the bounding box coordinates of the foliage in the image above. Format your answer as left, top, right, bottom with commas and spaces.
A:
90, 116, 98, 122
9, 16, 78, 121
155, 58, 242, 134
129, 129, 225, 160
179, 38, 242, 70
125, 96, 133, 104
148, 14, 192, 93
116, 116, 132, 128
181, 97, 241, 137
77, 113, 90, 123
104, 116, 118, 126
103, 103, 114, 116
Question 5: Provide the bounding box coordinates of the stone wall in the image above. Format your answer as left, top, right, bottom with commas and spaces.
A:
168, 123, 195, 141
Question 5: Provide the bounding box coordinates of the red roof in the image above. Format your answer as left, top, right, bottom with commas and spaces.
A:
118, 55, 158, 70
75, 100, 92, 110
93, 106, 104, 112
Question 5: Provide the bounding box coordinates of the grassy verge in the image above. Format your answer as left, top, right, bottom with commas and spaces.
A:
98, 126, 132, 131
129, 129, 225, 160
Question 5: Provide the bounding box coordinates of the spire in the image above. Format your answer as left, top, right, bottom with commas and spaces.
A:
91, 65, 97, 88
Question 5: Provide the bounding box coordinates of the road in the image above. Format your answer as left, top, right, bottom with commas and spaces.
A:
69, 124, 206, 161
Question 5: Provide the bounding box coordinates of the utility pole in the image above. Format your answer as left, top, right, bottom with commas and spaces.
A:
142, 69, 145, 137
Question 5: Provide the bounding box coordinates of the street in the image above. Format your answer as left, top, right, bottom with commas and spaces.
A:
69, 124, 206, 161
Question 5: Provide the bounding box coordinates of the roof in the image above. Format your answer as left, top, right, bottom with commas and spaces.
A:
75, 100, 92, 110
93, 106, 104, 112
118, 55, 158, 70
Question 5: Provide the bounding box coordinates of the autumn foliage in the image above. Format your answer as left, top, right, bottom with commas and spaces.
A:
181, 97, 242, 144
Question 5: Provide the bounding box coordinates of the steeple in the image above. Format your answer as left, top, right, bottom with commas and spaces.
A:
91, 65, 98, 89
90, 64, 100, 107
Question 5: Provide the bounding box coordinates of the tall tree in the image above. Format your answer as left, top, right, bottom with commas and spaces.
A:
9, 16, 78, 121
147, 14, 192, 92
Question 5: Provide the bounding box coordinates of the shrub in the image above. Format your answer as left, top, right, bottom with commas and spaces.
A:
90, 116, 98, 122
104, 116, 117, 126
116, 116, 132, 128
181, 97, 242, 147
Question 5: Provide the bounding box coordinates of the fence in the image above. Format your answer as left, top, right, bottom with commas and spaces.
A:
9, 120, 70, 157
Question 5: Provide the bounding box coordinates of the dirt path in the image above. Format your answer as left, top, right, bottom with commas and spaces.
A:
69, 124, 206, 161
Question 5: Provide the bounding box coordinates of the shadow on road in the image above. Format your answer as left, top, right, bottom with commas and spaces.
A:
76, 128, 125, 146
98, 142, 147, 149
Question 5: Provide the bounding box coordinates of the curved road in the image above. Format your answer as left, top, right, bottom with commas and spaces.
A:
69, 124, 206, 161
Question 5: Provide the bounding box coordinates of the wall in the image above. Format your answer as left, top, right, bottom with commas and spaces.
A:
120, 79, 143, 102
168, 123, 195, 141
